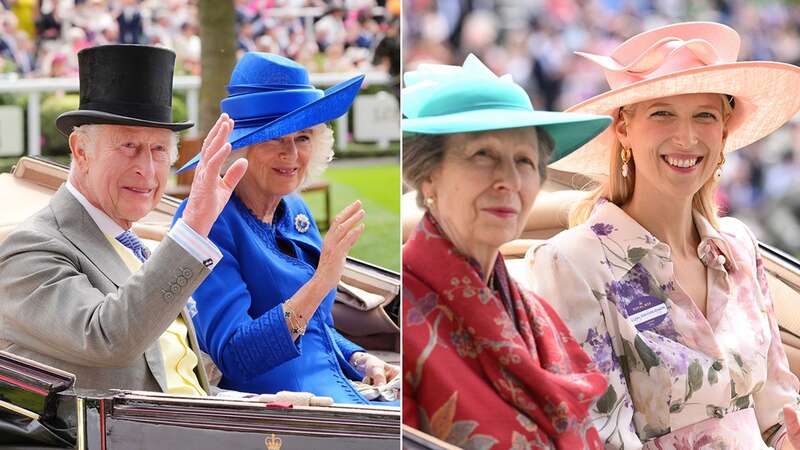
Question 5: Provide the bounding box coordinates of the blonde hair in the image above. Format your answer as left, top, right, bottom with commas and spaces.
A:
221, 123, 334, 187
569, 95, 733, 229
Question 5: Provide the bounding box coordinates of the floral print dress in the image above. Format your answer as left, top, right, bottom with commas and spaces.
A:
524, 199, 800, 449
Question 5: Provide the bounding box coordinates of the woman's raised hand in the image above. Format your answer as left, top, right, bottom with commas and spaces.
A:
314, 200, 365, 291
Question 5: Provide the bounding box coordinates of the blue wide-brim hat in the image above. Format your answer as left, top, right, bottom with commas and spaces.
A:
177, 52, 365, 173
402, 54, 612, 163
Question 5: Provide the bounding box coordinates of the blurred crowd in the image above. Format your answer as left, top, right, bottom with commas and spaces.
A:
0, 0, 400, 78
405, 0, 800, 257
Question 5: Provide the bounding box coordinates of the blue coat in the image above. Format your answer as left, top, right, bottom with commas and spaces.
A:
174, 193, 369, 403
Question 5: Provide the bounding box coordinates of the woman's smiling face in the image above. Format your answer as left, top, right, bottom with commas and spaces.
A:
616, 93, 729, 201
241, 129, 313, 197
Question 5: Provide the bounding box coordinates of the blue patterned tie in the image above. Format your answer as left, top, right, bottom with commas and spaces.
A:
115, 230, 150, 262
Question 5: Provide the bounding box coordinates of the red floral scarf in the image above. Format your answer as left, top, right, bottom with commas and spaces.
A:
404, 214, 607, 449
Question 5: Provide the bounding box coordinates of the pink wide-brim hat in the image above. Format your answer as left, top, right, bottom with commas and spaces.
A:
551, 21, 800, 177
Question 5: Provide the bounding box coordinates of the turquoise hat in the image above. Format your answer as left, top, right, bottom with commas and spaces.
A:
402, 54, 612, 163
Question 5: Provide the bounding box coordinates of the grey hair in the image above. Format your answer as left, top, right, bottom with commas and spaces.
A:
70, 124, 180, 167
221, 123, 335, 187
305, 123, 335, 182
402, 127, 554, 208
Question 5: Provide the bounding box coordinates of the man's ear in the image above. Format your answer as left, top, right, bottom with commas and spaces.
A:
68, 132, 89, 173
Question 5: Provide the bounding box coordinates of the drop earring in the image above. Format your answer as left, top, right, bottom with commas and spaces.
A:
620, 147, 631, 178
715, 153, 726, 180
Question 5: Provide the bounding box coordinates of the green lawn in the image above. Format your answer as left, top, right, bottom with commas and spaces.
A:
302, 163, 400, 272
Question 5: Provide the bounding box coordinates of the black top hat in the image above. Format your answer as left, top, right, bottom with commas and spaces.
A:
56, 45, 194, 136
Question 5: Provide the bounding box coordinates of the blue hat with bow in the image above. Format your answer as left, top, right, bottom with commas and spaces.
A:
177, 52, 364, 173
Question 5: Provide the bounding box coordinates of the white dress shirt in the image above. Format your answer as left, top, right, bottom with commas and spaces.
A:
65, 180, 221, 268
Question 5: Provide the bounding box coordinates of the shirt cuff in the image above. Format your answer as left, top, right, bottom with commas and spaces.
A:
168, 218, 222, 269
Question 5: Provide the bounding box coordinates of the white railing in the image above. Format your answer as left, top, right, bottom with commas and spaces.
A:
0, 71, 391, 156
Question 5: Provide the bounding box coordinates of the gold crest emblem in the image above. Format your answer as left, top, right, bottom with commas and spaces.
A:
265, 433, 283, 450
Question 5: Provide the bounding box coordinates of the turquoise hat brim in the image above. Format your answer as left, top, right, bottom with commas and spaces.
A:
176, 74, 365, 174
403, 109, 612, 163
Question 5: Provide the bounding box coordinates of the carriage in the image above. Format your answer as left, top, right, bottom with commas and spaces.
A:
0, 157, 401, 449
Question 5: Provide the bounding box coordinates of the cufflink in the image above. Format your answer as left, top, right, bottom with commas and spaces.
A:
202, 258, 213, 268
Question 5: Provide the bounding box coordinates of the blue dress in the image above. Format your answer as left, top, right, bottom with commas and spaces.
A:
173, 193, 371, 404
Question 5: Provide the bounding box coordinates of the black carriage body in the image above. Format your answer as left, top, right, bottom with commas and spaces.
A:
0, 352, 400, 449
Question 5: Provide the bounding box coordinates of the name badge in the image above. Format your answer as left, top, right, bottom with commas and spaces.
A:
625, 295, 669, 331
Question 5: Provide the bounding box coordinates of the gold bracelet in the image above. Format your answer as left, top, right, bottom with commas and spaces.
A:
282, 302, 307, 335
283, 303, 303, 334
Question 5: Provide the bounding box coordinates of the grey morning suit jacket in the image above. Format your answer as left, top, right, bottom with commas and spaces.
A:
0, 186, 211, 393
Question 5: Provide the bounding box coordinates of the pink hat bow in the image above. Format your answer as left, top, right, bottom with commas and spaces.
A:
577, 22, 741, 90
